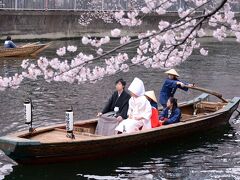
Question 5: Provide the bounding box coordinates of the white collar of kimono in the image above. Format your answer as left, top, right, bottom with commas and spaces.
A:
128, 77, 145, 97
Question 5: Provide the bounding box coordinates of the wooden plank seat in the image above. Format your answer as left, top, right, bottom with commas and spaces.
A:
195, 101, 227, 113
55, 127, 102, 137
74, 126, 92, 134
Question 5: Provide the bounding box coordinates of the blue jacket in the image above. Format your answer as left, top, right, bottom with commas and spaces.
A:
159, 78, 188, 107
160, 107, 181, 125
4, 40, 16, 48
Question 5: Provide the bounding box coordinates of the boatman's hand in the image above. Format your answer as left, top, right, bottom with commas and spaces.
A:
177, 82, 185, 87
97, 112, 102, 117
188, 84, 195, 87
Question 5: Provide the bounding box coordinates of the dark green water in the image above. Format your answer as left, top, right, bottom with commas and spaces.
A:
0, 38, 240, 179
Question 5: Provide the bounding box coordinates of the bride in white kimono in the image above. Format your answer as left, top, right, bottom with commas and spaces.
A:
115, 77, 152, 133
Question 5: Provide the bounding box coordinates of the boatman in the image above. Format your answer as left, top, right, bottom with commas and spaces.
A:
159, 69, 194, 108
4, 36, 17, 48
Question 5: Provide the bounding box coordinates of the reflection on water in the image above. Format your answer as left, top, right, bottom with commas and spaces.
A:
0, 38, 240, 179
0, 150, 16, 180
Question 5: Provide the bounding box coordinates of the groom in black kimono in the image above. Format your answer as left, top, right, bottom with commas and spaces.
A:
98, 78, 130, 121
96, 79, 130, 135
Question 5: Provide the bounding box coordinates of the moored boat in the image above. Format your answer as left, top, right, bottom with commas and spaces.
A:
0, 43, 51, 58
0, 93, 239, 164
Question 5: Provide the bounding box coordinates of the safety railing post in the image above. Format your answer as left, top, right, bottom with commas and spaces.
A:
74, 0, 76, 11
14, 0, 17, 10
44, 0, 48, 10
102, 0, 104, 11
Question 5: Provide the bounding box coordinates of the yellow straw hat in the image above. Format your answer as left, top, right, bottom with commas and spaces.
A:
145, 91, 158, 103
165, 69, 180, 77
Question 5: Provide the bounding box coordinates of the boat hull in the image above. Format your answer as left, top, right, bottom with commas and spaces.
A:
0, 95, 239, 164
0, 43, 50, 58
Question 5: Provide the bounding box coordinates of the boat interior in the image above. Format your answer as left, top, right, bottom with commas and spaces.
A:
19, 100, 227, 143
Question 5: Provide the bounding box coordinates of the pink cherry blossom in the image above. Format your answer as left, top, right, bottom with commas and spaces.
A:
195, 0, 207, 7
120, 36, 131, 45
67, 45, 77, 52
97, 48, 103, 55
49, 58, 61, 70
111, 28, 121, 37
56, 47, 66, 56
141, 7, 150, 14
197, 28, 206, 37
114, 11, 124, 20
82, 36, 90, 45
200, 48, 208, 56
21, 59, 29, 69
100, 36, 110, 44
156, 7, 166, 15
158, 21, 170, 31
213, 26, 227, 41
235, 32, 240, 42
145, 0, 155, 9
120, 64, 129, 72
37, 57, 49, 70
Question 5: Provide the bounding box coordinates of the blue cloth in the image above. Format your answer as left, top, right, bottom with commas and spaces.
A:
160, 107, 181, 125
159, 78, 188, 108
4, 40, 16, 48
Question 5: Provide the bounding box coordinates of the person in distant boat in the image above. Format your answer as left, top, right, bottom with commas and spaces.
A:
4, 36, 17, 48
159, 97, 181, 125
95, 79, 131, 136
159, 69, 194, 108
115, 77, 152, 133
145, 91, 161, 128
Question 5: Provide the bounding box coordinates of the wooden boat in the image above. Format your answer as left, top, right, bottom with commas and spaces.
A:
0, 42, 51, 58
0, 93, 239, 164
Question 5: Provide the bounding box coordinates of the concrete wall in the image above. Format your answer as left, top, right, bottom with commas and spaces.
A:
0, 10, 186, 40
0, 10, 239, 40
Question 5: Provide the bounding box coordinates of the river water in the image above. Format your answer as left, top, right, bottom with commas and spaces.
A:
0, 38, 240, 179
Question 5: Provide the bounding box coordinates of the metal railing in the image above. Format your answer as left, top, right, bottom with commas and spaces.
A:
0, 0, 239, 12
0, 0, 132, 11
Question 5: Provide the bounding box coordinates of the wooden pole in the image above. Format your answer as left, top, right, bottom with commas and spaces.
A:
186, 85, 228, 103
21, 42, 40, 47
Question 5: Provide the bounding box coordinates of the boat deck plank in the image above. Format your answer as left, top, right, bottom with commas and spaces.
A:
29, 130, 99, 143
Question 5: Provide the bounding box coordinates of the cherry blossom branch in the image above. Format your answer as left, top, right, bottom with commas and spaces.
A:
0, 0, 236, 91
